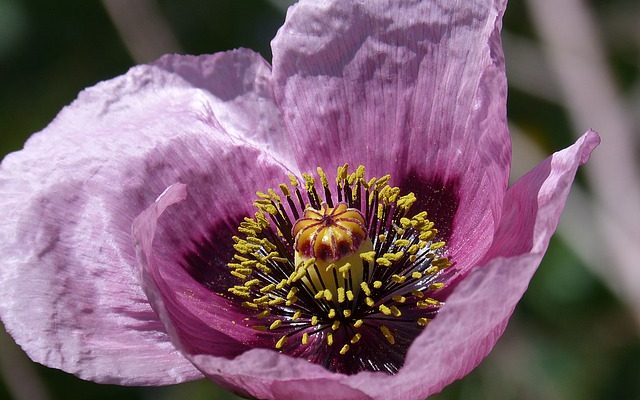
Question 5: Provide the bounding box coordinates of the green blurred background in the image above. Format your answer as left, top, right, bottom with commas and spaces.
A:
1, 0, 639, 399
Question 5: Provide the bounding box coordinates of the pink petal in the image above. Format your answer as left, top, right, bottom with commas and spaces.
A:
131, 143, 293, 359
0, 52, 287, 385
272, 0, 511, 274
153, 50, 294, 168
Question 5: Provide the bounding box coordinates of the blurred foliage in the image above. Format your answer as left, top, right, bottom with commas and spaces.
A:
1, 0, 638, 399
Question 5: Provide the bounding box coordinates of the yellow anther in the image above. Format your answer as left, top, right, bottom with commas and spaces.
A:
412, 290, 424, 298
383, 251, 404, 261
380, 325, 395, 345
353, 319, 364, 328
339, 344, 350, 355
311, 316, 319, 326
279, 183, 290, 196
286, 288, 298, 300
417, 298, 440, 308
275, 335, 287, 349
432, 258, 451, 267
411, 271, 423, 279
257, 310, 270, 319
260, 283, 275, 293
419, 231, 435, 241
391, 274, 406, 284
338, 263, 351, 277
430, 282, 445, 290
231, 284, 249, 292
276, 279, 288, 290
268, 297, 285, 306
425, 266, 439, 274
360, 282, 372, 296
408, 244, 419, 254
256, 191, 270, 199
390, 305, 402, 317
324, 289, 333, 301
292, 310, 302, 320
227, 288, 249, 298
430, 241, 446, 250
378, 234, 387, 243
409, 255, 417, 263
269, 320, 282, 330
394, 239, 411, 247
288, 174, 299, 187
302, 173, 315, 188
316, 167, 329, 187
233, 254, 250, 262
336, 163, 349, 185
328, 309, 336, 319
360, 251, 376, 264
244, 279, 260, 287
254, 295, 269, 304
366, 177, 376, 189
343, 309, 352, 318
392, 295, 406, 304
255, 263, 272, 274
350, 333, 362, 344
230, 271, 248, 280
365, 297, 375, 307
303, 257, 317, 269
377, 204, 384, 219
331, 320, 340, 331
373, 281, 382, 289
379, 304, 392, 316
301, 332, 309, 345
413, 211, 428, 220
376, 175, 391, 187
397, 192, 416, 209
267, 189, 281, 203
241, 301, 258, 309
376, 257, 392, 267
417, 317, 430, 327
325, 263, 336, 272
327, 333, 334, 346
346, 290, 354, 301
314, 291, 324, 300
337, 287, 346, 303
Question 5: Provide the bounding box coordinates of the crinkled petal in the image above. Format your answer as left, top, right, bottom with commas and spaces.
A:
154, 50, 294, 168
0, 52, 287, 385
272, 0, 511, 273
177, 131, 598, 400
131, 142, 293, 360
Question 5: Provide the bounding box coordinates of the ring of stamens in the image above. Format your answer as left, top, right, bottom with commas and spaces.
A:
226, 164, 452, 369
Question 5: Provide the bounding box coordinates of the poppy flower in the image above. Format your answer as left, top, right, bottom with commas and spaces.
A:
0, 0, 599, 399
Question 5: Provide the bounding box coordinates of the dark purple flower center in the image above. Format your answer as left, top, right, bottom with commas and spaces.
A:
225, 165, 453, 374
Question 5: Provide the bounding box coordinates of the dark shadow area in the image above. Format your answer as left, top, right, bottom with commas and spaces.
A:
400, 170, 460, 242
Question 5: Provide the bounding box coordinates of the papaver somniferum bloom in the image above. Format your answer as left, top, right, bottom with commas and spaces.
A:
0, 1, 599, 399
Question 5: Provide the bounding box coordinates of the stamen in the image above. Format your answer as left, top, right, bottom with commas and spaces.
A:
224, 164, 453, 374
